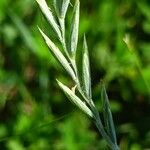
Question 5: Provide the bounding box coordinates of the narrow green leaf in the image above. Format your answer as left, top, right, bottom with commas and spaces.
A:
38, 28, 76, 81
53, 0, 61, 17
101, 82, 117, 145
53, 0, 70, 19
69, 0, 80, 55
57, 80, 93, 118
36, 0, 62, 41
82, 35, 92, 98
61, 0, 70, 18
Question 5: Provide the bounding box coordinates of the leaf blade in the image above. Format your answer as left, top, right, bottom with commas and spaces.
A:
57, 80, 93, 118
101, 82, 117, 145
53, 0, 61, 17
82, 35, 92, 98
69, 0, 80, 55
38, 28, 76, 81
61, 0, 70, 18
53, 0, 70, 19
36, 0, 62, 41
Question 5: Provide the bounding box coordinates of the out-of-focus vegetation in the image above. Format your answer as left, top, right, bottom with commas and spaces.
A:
0, 0, 150, 149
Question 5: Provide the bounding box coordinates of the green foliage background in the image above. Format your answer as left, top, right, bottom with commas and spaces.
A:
0, 0, 150, 149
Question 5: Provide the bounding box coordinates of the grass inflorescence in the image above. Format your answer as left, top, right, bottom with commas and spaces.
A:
36, 0, 120, 149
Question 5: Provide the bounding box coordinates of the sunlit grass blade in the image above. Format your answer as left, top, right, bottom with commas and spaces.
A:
61, 0, 70, 18
57, 80, 93, 118
53, 0, 61, 18
82, 35, 92, 99
36, 0, 62, 41
38, 28, 76, 81
101, 82, 117, 145
53, 0, 70, 19
69, 0, 79, 55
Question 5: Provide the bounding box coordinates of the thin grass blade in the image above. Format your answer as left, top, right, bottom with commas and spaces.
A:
82, 35, 92, 99
69, 0, 79, 55
57, 80, 93, 118
38, 28, 76, 81
53, 0, 70, 19
61, 0, 70, 18
101, 82, 117, 145
53, 0, 61, 17
36, 0, 62, 41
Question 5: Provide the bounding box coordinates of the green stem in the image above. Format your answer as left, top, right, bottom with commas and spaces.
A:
95, 117, 120, 150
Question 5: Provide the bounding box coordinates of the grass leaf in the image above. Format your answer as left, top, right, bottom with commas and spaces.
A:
101, 82, 117, 145
38, 28, 76, 81
57, 80, 93, 118
69, 0, 80, 55
61, 0, 70, 19
53, 0, 62, 18
53, 0, 70, 19
36, 0, 62, 41
82, 35, 92, 98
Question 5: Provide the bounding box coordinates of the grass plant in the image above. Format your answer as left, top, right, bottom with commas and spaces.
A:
36, 0, 120, 149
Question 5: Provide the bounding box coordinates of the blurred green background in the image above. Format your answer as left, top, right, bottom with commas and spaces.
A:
0, 0, 150, 149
